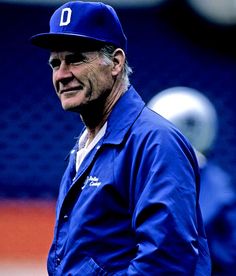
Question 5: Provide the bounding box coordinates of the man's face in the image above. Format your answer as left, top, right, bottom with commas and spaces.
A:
49, 50, 114, 112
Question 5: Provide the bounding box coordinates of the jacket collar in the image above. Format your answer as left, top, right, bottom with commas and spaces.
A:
104, 86, 145, 145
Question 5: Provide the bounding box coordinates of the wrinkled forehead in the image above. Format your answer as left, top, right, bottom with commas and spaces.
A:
49, 50, 98, 61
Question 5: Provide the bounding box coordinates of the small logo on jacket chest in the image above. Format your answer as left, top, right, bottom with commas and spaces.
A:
81, 176, 101, 190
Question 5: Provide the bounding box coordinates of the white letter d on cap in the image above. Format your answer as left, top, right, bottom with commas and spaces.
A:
60, 8, 72, 26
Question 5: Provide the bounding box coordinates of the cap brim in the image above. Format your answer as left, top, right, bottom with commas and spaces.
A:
30, 33, 108, 51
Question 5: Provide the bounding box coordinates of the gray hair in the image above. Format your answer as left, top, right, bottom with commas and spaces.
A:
99, 45, 133, 88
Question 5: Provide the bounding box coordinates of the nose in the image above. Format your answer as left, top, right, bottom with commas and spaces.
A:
54, 61, 73, 86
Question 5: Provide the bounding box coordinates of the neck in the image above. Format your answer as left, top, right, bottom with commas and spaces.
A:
80, 81, 127, 141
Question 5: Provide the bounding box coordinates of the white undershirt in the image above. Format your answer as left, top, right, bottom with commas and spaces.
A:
76, 122, 107, 172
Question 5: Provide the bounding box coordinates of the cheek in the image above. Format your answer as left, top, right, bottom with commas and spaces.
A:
90, 65, 113, 89
52, 74, 59, 94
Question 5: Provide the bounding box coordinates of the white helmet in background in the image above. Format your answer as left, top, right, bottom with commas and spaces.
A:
147, 86, 218, 154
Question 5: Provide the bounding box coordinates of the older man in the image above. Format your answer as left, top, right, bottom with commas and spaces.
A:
30, 1, 211, 275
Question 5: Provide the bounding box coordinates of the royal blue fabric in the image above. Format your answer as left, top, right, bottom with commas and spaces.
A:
30, 1, 127, 52
47, 86, 211, 275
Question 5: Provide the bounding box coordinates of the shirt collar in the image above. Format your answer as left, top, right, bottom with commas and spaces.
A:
104, 86, 145, 145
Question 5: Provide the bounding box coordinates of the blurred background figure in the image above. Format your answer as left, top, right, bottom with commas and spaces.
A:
148, 86, 236, 276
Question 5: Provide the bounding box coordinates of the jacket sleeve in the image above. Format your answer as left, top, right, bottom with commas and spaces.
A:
127, 128, 205, 275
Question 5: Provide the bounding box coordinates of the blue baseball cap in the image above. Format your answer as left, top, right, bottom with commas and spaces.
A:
30, 1, 127, 52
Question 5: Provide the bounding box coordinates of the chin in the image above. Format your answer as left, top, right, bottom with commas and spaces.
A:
61, 102, 81, 113
60, 93, 87, 112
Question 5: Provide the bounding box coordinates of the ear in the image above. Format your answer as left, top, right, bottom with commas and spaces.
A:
111, 48, 126, 77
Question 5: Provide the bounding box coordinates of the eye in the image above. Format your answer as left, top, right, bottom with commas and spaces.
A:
66, 53, 87, 65
48, 59, 61, 70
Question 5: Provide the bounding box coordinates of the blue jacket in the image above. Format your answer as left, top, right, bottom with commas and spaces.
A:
48, 86, 211, 275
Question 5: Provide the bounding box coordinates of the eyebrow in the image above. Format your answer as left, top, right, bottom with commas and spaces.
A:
48, 52, 86, 63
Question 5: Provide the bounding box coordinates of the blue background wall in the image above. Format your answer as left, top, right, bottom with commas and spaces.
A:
1, 1, 236, 198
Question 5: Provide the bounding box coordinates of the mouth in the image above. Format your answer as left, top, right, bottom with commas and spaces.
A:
59, 85, 83, 95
